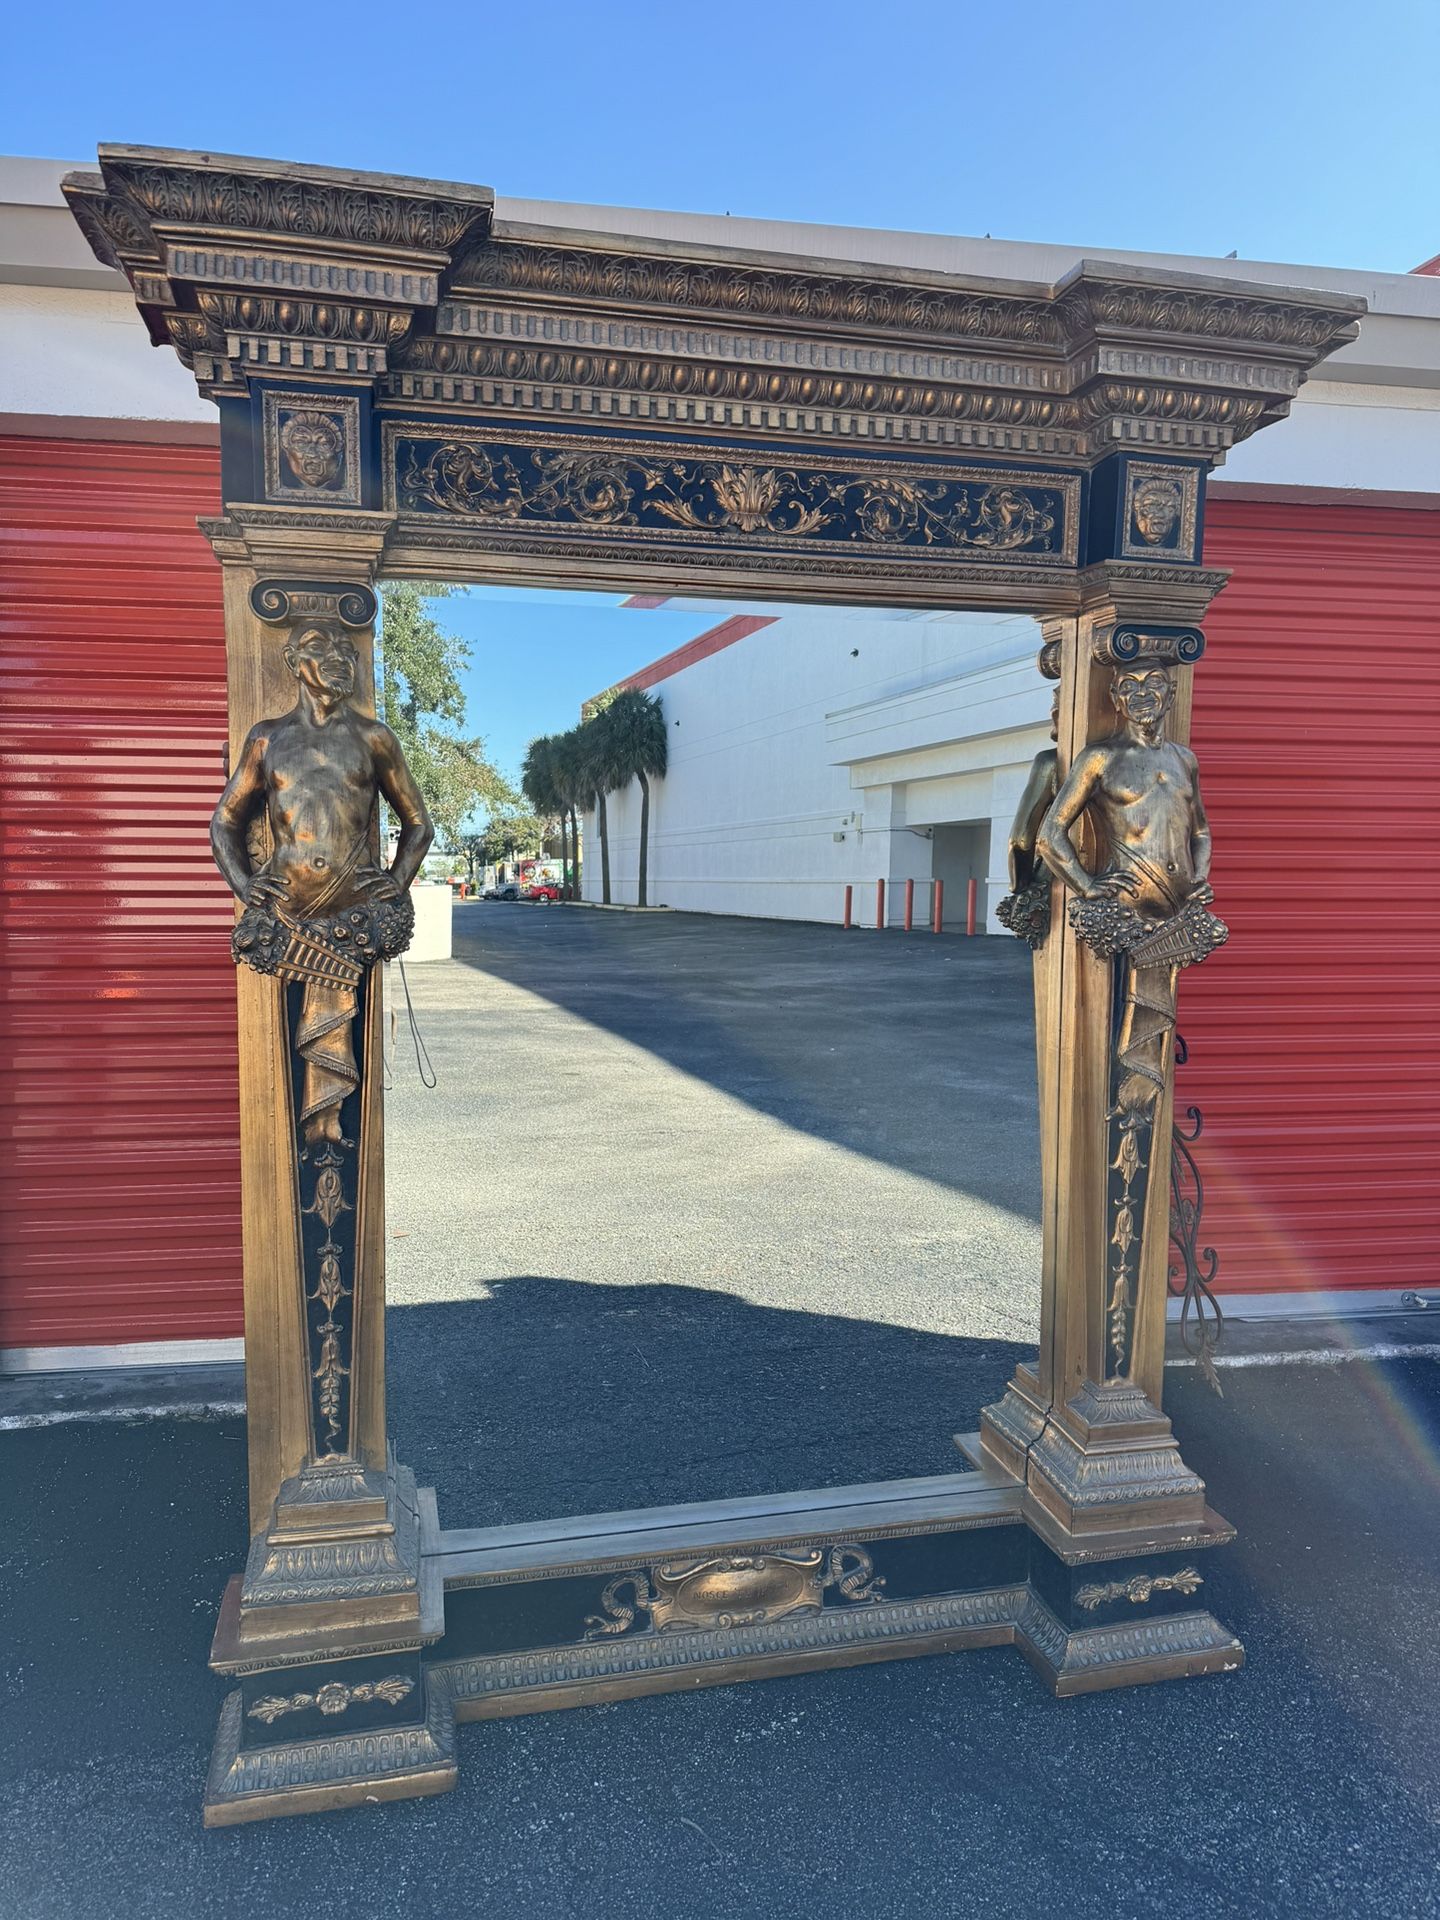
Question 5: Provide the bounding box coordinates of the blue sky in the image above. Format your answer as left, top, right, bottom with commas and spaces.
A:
17, 1, 1435, 799
428, 588, 715, 793
12, 0, 1437, 272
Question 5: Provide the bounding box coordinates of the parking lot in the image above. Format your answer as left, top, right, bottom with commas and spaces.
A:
5, 906, 1438, 1917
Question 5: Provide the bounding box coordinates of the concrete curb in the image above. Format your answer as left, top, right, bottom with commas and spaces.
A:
562, 901, 672, 912
6, 1330, 1437, 1429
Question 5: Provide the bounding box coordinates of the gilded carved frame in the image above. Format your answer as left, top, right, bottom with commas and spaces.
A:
62, 146, 1365, 1827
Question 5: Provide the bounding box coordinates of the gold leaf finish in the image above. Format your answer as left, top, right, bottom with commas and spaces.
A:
1075, 1568, 1204, 1611
246, 1673, 416, 1725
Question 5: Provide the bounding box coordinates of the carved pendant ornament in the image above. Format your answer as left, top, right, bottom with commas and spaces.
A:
210, 605, 434, 1459
1074, 1567, 1202, 1611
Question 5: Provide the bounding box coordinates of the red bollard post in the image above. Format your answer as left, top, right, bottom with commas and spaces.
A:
932, 878, 944, 934
903, 877, 914, 932
842, 884, 853, 930
875, 877, 886, 931
966, 876, 978, 936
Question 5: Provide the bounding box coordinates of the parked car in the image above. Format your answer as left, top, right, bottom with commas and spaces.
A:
526, 880, 563, 903
483, 883, 520, 901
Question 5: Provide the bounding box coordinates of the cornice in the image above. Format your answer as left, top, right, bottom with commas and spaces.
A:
61, 146, 1365, 473
97, 144, 493, 254
451, 230, 1361, 365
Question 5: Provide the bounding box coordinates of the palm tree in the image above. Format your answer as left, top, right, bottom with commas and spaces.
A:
549, 729, 585, 900
603, 688, 668, 908
575, 708, 620, 905
521, 735, 566, 895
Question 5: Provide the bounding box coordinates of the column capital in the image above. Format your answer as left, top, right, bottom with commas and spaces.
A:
1078, 560, 1231, 627
199, 509, 395, 579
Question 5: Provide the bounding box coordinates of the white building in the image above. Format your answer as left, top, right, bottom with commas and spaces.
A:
577, 226, 1439, 929
585, 601, 1045, 929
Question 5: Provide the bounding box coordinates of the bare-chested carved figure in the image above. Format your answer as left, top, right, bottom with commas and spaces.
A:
1037, 664, 1225, 1113
211, 623, 433, 1145
996, 687, 1060, 950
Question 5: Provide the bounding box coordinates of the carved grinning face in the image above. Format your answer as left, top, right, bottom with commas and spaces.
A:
280, 409, 344, 489
1132, 477, 1183, 546
286, 624, 357, 700
1113, 667, 1175, 731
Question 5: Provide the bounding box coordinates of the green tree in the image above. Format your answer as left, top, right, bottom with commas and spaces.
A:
603, 687, 668, 908
521, 735, 568, 896
576, 696, 624, 906
377, 581, 514, 852
549, 729, 585, 900
477, 806, 546, 875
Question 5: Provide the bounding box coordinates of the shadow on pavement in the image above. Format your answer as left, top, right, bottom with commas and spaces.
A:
387, 1279, 1031, 1526
4, 1274, 1439, 1918
447, 905, 1044, 1220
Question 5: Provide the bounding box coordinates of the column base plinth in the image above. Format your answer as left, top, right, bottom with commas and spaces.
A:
976, 1377, 1211, 1544
205, 1459, 451, 1827
203, 1677, 457, 1827
1014, 1592, 1244, 1696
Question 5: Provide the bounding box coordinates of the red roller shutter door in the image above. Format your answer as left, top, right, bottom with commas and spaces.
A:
0, 434, 241, 1349
1183, 496, 1440, 1297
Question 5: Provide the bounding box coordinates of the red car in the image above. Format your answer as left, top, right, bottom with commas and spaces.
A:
526, 880, 563, 903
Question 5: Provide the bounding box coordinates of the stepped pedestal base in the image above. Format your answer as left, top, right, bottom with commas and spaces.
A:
206, 1442, 1240, 1822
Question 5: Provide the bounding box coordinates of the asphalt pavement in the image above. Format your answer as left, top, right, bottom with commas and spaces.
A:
4, 906, 1438, 1919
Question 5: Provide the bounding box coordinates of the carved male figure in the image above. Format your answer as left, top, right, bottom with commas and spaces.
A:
211, 623, 433, 1143
1038, 666, 1211, 921
1037, 664, 1222, 1112
996, 687, 1060, 949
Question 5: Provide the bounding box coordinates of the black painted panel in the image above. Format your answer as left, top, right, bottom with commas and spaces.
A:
237, 1650, 425, 1751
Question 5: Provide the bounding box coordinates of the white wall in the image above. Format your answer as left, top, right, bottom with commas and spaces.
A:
406, 884, 453, 962
0, 159, 214, 435
1217, 379, 1440, 493
585, 606, 1048, 926
0, 282, 214, 431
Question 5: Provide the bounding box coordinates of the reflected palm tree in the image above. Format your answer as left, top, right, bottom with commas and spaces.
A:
603, 688, 668, 908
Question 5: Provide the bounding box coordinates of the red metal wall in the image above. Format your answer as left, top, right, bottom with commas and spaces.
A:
0, 434, 241, 1348
1182, 496, 1440, 1294
1, 452, 1431, 1345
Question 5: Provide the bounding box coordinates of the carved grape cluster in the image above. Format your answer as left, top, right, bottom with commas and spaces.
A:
231, 894, 415, 980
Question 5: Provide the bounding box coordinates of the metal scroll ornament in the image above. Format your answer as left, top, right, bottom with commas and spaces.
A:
1169, 1036, 1225, 1395
209, 617, 434, 1459
395, 437, 1069, 558
584, 1546, 884, 1638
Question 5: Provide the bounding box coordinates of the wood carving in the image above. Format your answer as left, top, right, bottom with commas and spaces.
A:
210, 621, 433, 1147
